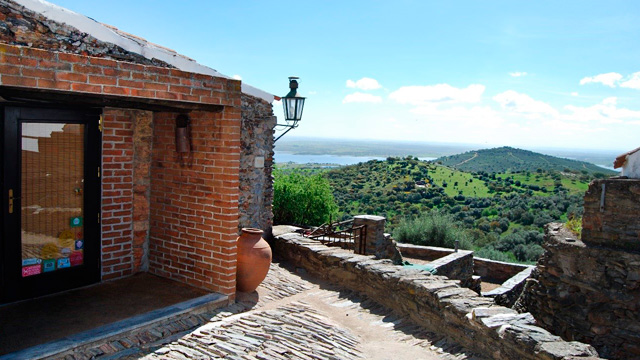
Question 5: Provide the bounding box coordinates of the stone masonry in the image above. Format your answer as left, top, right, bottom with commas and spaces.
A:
582, 178, 640, 251
353, 215, 403, 264
273, 231, 601, 360
239, 94, 276, 235
522, 178, 640, 359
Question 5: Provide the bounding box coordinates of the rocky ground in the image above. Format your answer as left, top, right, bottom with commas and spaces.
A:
69, 260, 482, 360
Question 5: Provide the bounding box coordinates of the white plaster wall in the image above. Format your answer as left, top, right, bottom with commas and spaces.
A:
622, 152, 640, 178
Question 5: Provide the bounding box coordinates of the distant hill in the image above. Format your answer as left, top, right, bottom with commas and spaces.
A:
435, 147, 616, 174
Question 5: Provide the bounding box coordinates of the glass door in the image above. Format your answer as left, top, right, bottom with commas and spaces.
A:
2, 107, 101, 303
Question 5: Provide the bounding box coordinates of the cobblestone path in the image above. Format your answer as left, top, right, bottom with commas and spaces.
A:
79, 261, 481, 360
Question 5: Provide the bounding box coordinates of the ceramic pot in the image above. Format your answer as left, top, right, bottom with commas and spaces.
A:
236, 228, 272, 292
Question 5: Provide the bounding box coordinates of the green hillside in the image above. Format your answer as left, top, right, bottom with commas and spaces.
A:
435, 146, 616, 175
316, 156, 601, 264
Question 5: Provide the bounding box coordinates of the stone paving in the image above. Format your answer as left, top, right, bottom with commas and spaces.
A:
66, 261, 482, 360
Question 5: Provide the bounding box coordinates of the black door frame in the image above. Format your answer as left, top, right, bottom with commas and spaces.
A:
1, 106, 102, 303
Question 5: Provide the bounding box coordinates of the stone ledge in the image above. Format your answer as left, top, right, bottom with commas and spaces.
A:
483, 266, 534, 307
397, 243, 532, 283
274, 232, 601, 360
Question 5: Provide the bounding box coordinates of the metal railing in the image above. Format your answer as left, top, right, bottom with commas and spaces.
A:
305, 218, 367, 254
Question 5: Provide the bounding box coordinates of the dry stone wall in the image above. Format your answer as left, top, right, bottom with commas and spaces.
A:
521, 179, 640, 359
273, 232, 601, 360
582, 178, 640, 251
0, 0, 172, 66
239, 94, 276, 235
397, 243, 531, 283
523, 223, 640, 359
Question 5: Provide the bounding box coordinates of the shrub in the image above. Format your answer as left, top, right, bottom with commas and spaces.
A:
475, 247, 516, 262
273, 170, 338, 226
566, 216, 582, 238
393, 211, 471, 249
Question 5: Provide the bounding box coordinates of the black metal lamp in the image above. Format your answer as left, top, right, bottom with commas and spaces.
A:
275, 77, 306, 142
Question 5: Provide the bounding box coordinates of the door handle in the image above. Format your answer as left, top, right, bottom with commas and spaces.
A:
8, 189, 16, 214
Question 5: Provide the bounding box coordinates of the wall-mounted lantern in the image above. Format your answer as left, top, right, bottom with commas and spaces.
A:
275, 77, 306, 142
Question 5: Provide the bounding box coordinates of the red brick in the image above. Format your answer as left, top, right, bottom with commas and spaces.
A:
22, 68, 55, 79
1, 75, 37, 87
3, 54, 38, 66
89, 57, 117, 67
103, 86, 131, 96
38, 59, 72, 71
89, 75, 117, 85
0, 44, 21, 55
142, 82, 168, 91
118, 79, 144, 88
71, 83, 102, 93
73, 64, 103, 74
55, 72, 87, 82
58, 52, 87, 64
0, 64, 20, 75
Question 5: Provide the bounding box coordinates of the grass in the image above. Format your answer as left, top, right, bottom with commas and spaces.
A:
429, 165, 491, 197
566, 217, 582, 238
495, 172, 590, 196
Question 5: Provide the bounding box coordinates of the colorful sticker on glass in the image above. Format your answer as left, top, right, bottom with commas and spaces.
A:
43, 259, 56, 272
75, 239, 84, 250
22, 265, 42, 277
70, 216, 83, 228
60, 247, 72, 258
70, 251, 83, 266
57, 258, 71, 269
22, 258, 42, 266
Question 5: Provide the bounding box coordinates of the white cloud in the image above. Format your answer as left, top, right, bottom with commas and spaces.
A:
232, 74, 242, 80
509, 72, 528, 77
579, 72, 623, 87
342, 92, 382, 104
564, 97, 640, 124
389, 84, 485, 105
493, 90, 558, 117
571, 92, 579, 96
620, 72, 640, 89
346, 77, 382, 90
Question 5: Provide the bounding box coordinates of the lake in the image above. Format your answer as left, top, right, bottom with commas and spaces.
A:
274, 152, 436, 165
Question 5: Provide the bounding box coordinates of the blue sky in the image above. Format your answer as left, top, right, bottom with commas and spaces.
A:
53, 0, 640, 151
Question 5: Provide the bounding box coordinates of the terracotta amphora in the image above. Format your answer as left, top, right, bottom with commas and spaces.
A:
236, 228, 272, 292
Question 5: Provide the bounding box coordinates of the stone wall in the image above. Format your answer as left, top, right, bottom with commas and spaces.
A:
523, 222, 640, 359
353, 215, 402, 264
273, 232, 601, 360
483, 266, 533, 307
428, 250, 478, 291
473, 257, 532, 284
0, 0, 172, 67
397, 243, 531, 283
582, 178, 640, 251
238, 94, 276, 235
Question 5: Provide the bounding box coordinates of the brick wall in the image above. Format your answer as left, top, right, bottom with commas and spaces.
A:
0, 44, 237, 105
101, 109, 135, 280
149, 110, 240, 296
0, 43, 243, 295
